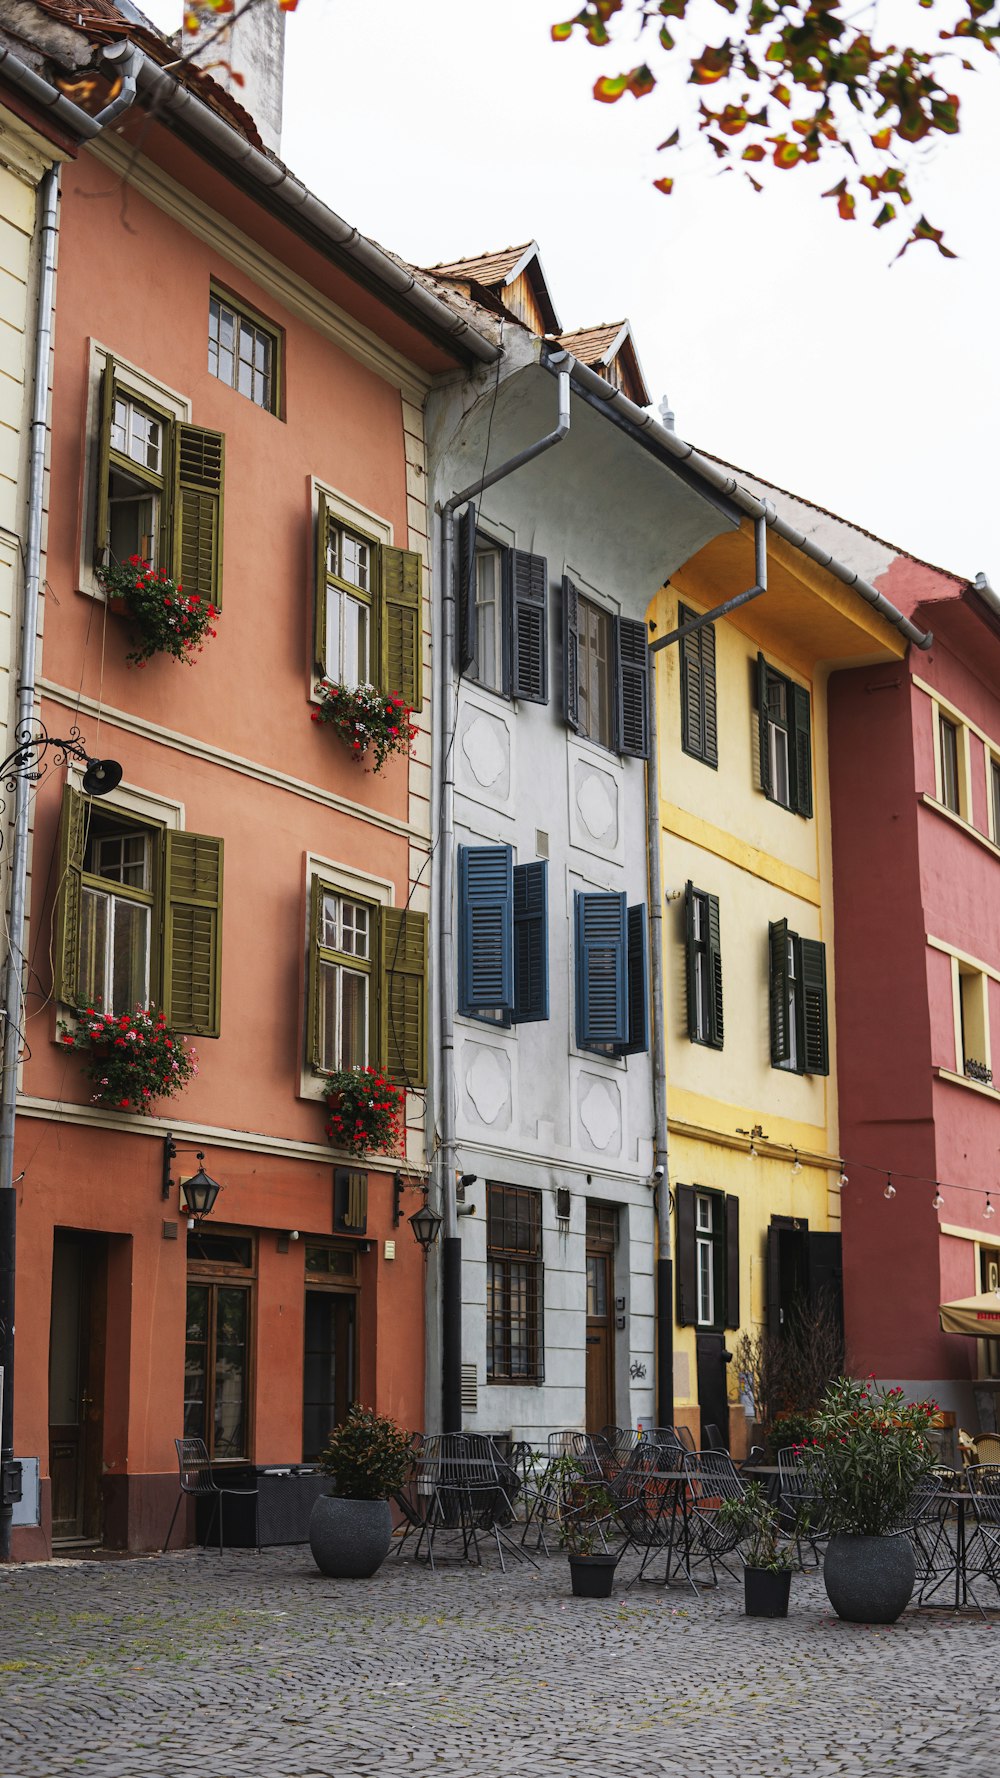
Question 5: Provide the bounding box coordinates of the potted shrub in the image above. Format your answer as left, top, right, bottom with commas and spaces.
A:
554, 1459, 620, 1598
323, 1066, 405, 1158
60, 1006, 197, 1113
309, 1405, 414, 1578
311, 681, 416, 773
716, 1480, 795, 1617
806, 1376, 938, 1623
96, 555, 219, 666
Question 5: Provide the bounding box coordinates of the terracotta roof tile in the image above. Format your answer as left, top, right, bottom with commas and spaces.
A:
427, 244, 535, 286
556, 322, 628, 364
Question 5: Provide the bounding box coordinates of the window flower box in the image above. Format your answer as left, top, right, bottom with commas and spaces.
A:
60, 1006, 198, 1113
323, 1066, 404, 1157
311, 682, 416, 773
96, 555, 219, 667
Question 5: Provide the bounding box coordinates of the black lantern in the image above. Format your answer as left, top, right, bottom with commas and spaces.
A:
409, 1198, 442, 1254
81, 756, 124, 796
179, 1156, 222, 1221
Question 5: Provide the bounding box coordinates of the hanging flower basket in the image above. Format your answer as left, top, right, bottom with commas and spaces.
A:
311, 682, 416, 773
96, 555, 219, 667
323, 1066, 405, 1157
60, 1006, 198, 1114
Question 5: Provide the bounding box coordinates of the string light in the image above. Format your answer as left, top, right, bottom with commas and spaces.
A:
791, 1149, 802, 1176
838, 1164, 849, 1189
883, 1171, 896, 1200
986, 1195, 996, 1219
932, 1186, 944, 1210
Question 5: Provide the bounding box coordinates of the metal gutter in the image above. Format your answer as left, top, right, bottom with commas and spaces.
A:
540, 346, 934, 651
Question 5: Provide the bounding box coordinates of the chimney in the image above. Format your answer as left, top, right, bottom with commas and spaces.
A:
188, 4, 286, 157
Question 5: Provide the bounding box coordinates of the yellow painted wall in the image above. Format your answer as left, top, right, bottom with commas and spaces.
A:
650, 544, 898, 1422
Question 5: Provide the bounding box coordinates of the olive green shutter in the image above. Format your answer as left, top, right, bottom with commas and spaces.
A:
707, 891, 724, 1049
54, 785, 87, 1005
380, 546, 422, 711
380, 906, 426, 1087
684, 881, 698, 1039
769, 918, 791, 1066
315, 490, 330, 675
94, 356, 116, 566
305, 874, 325, 1071
171, 423, 224, 609
791, 682, 813, 818
800, 937, 829, 1075
162, 832, 223, 1036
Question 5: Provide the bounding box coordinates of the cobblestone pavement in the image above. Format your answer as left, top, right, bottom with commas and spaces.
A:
0, 1540, 996, 1778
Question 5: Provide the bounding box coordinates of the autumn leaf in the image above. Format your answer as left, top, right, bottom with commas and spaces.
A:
653, 176, 675, 193
689, 43, 733, 84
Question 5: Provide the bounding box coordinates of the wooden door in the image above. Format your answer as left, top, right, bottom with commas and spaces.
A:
48, 1232, 107, 1542
696, 1332, 730, 1450
585, 1250, 614, 1435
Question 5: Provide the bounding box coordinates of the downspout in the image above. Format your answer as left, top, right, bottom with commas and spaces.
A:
0, 66, 140, 1560
645, 645, 673, 1430
436, 364, 571, 1432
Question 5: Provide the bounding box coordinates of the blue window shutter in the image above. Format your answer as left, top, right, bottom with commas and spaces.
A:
614, 615, 650, 759
459, 844, 513, 1013
513, 860, 548, 1023
616, 903, 650, 1055
575, 890, 628, 1046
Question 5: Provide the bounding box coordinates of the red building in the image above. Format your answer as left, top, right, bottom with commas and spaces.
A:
1, 4, 497, 1559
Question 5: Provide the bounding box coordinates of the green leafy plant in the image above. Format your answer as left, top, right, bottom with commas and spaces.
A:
716, 1480, 794, 1572
550, 1457, 618, 1556
317, 1405, 413, 1501
311, 682, 417, 773
323, 1065, 405, 1157
60, 1006, 198, 1113
97, 555, 219, 667
804, 1375, 938, 1536
767, 1409, 817, 1460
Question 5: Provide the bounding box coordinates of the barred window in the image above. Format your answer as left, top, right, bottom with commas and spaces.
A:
487, 1184, 543, 1383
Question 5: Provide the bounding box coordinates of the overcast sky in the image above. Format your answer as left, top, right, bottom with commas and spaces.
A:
143, 0, 999, 580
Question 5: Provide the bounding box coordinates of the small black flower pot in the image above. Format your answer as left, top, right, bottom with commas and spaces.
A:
744, 1567, 792, 1618
568, 1553, 619, 1598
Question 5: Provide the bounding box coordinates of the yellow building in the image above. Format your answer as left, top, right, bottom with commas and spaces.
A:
650, 514, 907, 1449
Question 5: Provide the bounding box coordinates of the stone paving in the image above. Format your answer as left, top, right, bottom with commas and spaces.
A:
0, 1539, 996, 1778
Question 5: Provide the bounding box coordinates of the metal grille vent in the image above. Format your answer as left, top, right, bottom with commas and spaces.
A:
460, 1364, 478, 1414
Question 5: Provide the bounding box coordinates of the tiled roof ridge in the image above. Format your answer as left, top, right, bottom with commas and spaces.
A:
426, 242, 534, 275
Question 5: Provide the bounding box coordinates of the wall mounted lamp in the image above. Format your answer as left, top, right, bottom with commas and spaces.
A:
409, 1197, 443, 1255
163, 1133, 222, 1226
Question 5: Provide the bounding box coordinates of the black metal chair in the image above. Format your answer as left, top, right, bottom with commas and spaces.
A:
777, 1445, 828, 1568
683, 1449, 746, 1584
164, 1437, 259, 1555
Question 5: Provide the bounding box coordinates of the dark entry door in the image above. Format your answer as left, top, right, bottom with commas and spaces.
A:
696, 1333, 730, 1449
303, 1291, 356, 1462
585, 1202, 618, 1435
48, 1232, 107, 1542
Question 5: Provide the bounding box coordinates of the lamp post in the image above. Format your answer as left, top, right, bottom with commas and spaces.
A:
0, 723, 122, 1560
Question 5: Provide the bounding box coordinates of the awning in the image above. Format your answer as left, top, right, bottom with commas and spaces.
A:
939, 1291, 1000, 1337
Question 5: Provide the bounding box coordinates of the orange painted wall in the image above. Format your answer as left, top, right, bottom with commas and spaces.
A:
11, 140, 430, 1553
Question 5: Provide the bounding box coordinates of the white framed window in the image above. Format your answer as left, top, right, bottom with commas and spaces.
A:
317, 890, 371, 1073
318, 506, 381, 691
208, 289, 278, 413
78, 815, 154, 1014
473, 544, 505, 694
766, 677, 790, 807
695, 1192, 715, 1327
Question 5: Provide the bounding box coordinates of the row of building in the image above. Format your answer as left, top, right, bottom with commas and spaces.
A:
0, 0, 996, 1560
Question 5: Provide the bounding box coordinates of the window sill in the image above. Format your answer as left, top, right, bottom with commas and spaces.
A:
486, 1376, 543, 1388
935, 1065, 1000, 1103
919, 792, 1000, 857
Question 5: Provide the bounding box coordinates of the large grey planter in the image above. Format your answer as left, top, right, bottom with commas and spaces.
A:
308, 1495, 393, 1578
823, 1533, 915, 1624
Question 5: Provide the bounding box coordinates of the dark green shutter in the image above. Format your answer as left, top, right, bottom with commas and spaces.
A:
162, 832, 223, 1036
684, 881, 698, 1040
513, 859, 548, 1023
707, 892, 724, 1050
306, 873, 324, 1070
675, 1184, 697, 1326
457, 503, 476, 674
791, 681, 813, 818
614, 615, 650, 758
315, 490, 330, 674
381, 545, 422, 711
54, 785, 88, 1005
769, 918, 791, 1066
381, 906, 427, 1086
172, 423, 224, 609
563, 576, 581, 732
616, 903, 649, 1055
680, 606, 718, 767
94, 357, 116, 566
800, 937, 829, 1075
512, 550, 548, 703
724, 1194, 740, 1329
757, 653, 772, 797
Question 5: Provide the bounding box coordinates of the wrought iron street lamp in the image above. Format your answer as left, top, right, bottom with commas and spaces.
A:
409, 1198, 442, 1255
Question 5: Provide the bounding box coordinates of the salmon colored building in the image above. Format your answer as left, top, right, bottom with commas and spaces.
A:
1, 3, 498, 1559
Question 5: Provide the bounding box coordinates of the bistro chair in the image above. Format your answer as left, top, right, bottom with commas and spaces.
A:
600, 1426, 642, 1464
643, 1427, 690, 1460
974, 1433, 1000, 1465
964, 1463, 1000, 1595
164, 1436, 259, 1555
777, 1446, 828, 1568
683, 1449, 746, 1584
